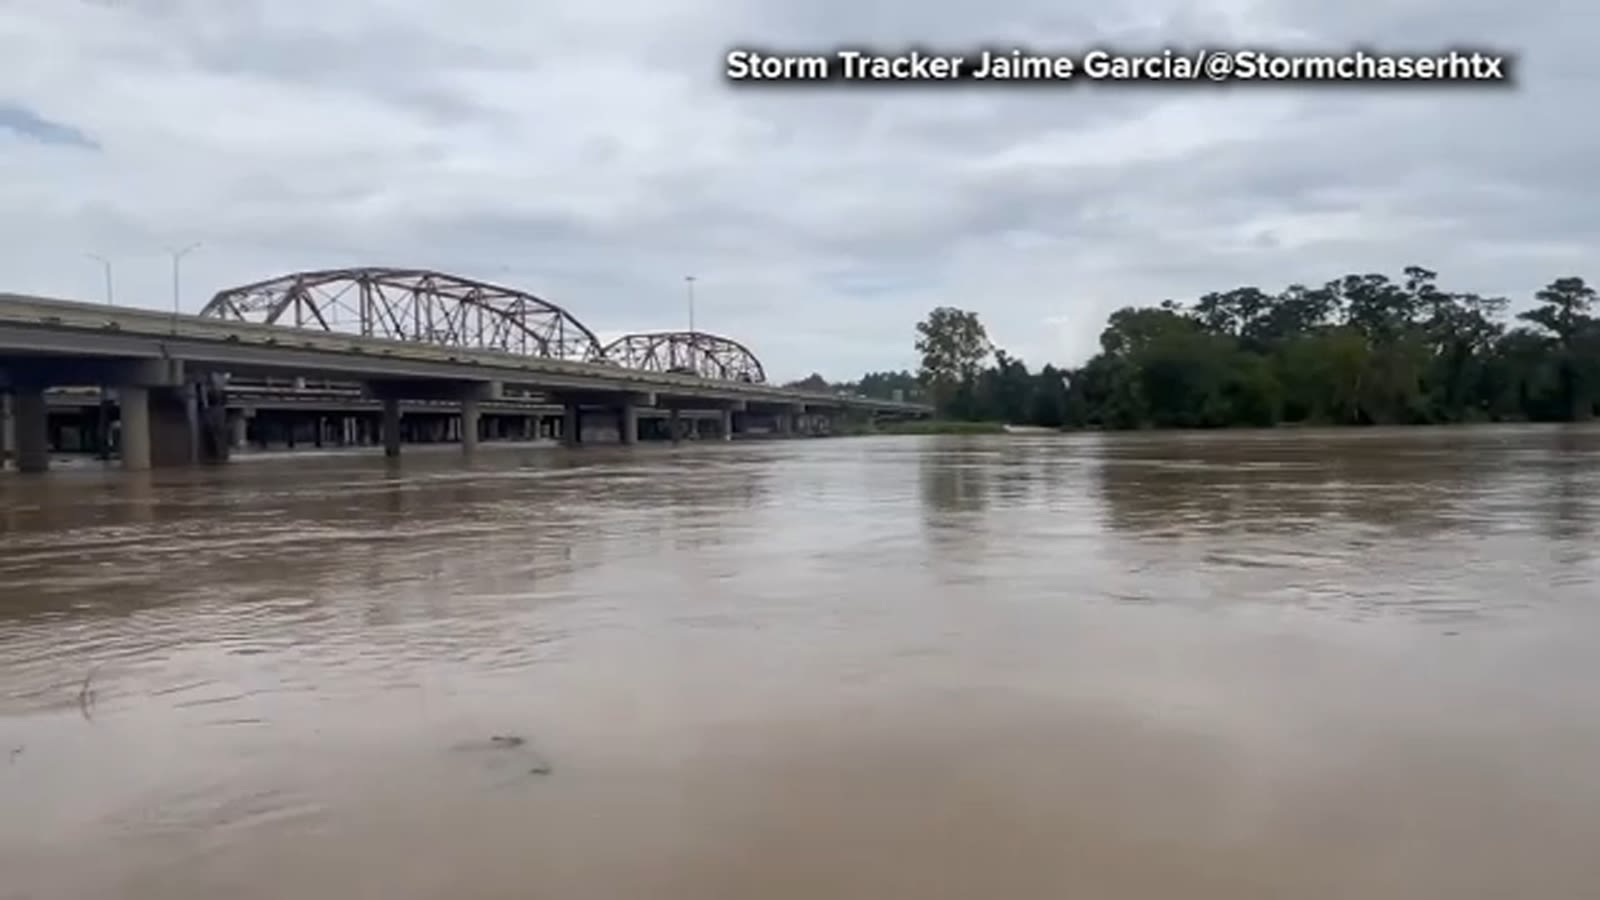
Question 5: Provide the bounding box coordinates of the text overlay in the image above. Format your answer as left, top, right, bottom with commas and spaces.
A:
725, 48, 1512, 84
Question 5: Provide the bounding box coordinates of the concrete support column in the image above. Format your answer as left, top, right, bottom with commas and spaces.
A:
382, 395, 402, 458
461, 394, 480, 454
229, 412, 247, 449
0, 392, 14, 469
13, 386, 49, 473
183, 385, 201, 464
720, 408, 734, 441
775, 410, 792, 436
119, 386, 151, 471
669, 408, 682, 445
618, 402, 637, 445
563, 404, 581, 447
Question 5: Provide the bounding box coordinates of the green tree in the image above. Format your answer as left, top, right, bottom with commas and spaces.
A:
900, 266, 1600, 431
1520, 277, 1596, 343
784, 373, 831, 392
1519, 277, 1598, 420
855, 370, 925, 402
915, 307, 992, 414
1029, 365, 1069, 427
1100, 305, 1199, 357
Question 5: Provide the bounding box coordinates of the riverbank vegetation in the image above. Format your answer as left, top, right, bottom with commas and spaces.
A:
790, 268, 1600, 430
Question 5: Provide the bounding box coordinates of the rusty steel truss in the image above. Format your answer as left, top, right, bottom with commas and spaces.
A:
199, 268, 607, 362
601, 331, 767, 383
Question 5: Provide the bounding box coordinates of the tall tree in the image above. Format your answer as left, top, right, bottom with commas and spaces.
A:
785, 373, 831, 392
1518, 277, 1598, 420
915, 307, 992, 412
1519, 277, 1596, 343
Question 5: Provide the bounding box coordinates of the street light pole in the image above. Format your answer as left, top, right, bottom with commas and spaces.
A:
86, 253, 113, 305
685, 275, 696, 335
170, 241, 201, 317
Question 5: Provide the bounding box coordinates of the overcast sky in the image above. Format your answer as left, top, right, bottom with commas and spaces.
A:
0, 0, 1590, 382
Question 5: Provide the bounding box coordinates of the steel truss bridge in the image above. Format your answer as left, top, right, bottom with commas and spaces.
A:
601, 331, 766, 383
200, 267, 772, 384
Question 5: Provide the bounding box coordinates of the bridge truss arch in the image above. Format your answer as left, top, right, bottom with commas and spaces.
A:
199, 268, 608, 362
601, 331, 767, 383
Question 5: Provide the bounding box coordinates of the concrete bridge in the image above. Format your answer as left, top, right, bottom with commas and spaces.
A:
0, 269, 931, 473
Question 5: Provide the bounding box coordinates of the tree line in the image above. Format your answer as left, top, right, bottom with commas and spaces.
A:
789, 268, 1600, 428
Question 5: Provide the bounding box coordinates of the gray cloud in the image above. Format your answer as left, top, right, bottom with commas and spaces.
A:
0, 104, 99, 149
0, 0, 1588, 380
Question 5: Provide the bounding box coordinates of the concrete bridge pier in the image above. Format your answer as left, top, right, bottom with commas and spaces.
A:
381, 396, 402, 458
717, 398, 747, 441
618, 401, 638, 445
618, 392, 653, 446
669, 408, 682, 444
460, 381, 503, 455
103, 359, 200, 471
12, 385, 49, 473
0, 391, 13, 469
461, 393, 481, 455
107, 383, 197, 471
156, 386, 205, 467
562, 403, 582, 447
117, 386, 151, 470
773, 407, 793, 437
368, 379, 497, 458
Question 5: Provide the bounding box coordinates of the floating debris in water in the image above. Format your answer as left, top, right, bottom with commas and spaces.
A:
452, 734, 552, 776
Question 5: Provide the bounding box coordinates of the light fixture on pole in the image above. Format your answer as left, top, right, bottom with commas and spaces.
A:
685, 275, 696, 335
169, 241, 202, 316
85, 253, 113, 305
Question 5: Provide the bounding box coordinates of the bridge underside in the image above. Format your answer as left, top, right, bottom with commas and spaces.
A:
0, 366, 861, 473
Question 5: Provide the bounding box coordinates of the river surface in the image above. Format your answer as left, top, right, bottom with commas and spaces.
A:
3, 427, 1600, 899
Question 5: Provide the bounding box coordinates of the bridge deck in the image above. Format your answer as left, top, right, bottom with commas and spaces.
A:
0, 293, 930, 415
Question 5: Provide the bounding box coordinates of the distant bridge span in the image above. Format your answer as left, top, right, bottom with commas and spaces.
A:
0, 268, 934, 473
200, 267, 608, 363
602, 331, 767, 384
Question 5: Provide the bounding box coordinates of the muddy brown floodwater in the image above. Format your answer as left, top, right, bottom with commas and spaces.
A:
3, 427, 1600, 899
